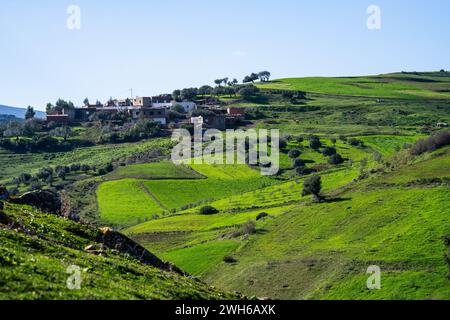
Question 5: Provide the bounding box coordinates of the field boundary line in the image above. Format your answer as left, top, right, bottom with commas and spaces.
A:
137, 182, 170, 211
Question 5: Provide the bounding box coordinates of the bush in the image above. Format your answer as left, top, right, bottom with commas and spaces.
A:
295, 166, 312, 176
411, 131, 450, 156
322, 147, 337, 156
199, 206, 219, 215
70, 164, 81, 172
302, 175, 322, 201
223, 256, 238, 264
293, 158, 305, 168
241, 221, 256, 235
329, 153, 344, 165
309, 136, 322, 150
288, 149, 301, 159
348, 138, 364, 147
256, 212, 269, 221
80, 164, 91, 172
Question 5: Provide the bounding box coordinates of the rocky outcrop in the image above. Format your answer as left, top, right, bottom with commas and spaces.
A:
10, 190, 61, 215
98, 227, 185, 275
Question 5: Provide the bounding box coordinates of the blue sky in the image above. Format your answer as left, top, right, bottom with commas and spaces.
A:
1, 0, 449, 110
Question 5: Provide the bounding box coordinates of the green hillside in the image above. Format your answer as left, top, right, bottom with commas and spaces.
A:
257, 72, 450, 100
0, 201, 239, 300
2, 71, 450, 301
125, 148, 450, 300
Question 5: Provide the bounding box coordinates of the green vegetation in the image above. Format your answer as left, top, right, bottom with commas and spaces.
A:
257, 72, 450, 99
0, 202, 239, 300
97, 163, 277, 227
3, 71, 450, 300
162, 241, 240, 276
106, 161, 203, 180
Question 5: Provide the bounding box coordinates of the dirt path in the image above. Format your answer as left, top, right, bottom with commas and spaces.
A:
137, 182, 170, 211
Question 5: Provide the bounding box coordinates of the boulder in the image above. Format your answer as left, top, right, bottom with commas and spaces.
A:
98, 228, 185, 275
10, 190, 61, 215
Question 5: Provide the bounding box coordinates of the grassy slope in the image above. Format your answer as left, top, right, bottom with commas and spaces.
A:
0, 138, 172, 183
0, 203, 239, 300
106, 161, 203, 180
207, 186, 450, 300
203, 150, 450, 300
257, 72, 450, 99
126, 148, 450, 300
97, 163, 278, 228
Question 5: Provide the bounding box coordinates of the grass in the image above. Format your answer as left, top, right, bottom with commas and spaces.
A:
106, 161, 203, 180
381, 148, 450, 184
358, 135, 425, 156
257, 73, 450, 100
97, 163, 278, 228
97, 179, 164, 227
161, 241, 241, 276
125, 206, 294, 234
124, 148, 450, 300
0, 138, 173, 183
206, 186, 450, 300
0, 202, 239, 300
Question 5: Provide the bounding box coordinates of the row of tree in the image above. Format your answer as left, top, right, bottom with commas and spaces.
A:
243, 71, 271, 83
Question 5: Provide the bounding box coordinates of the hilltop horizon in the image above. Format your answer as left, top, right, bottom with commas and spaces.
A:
5, 69, 450, 112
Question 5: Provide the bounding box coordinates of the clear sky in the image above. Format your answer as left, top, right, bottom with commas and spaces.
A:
1, 0, 449, 110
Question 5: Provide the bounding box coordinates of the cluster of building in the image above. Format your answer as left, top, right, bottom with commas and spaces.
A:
46, 95, 246, 130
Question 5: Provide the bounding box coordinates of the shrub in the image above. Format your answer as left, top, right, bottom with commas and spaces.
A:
293, 158, 305, 168
80, 164, 91, 172
223, 256, 238, 264
70, 164, 81, 172
199, 206, 219, 215
288, 149, 301, 159
411, 131, 450, 156
302, 175, 322, 201
241, 221, 256, 235
309, 136, 322, 150
296, 166, 312, 176
322, 147, 337, 156
256, 212, 269, 221
348, 138, 364, 147
329, 153, 344, 165
18, 173, 32, 184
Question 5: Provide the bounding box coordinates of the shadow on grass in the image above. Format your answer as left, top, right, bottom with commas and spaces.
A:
321, 197, 352, 204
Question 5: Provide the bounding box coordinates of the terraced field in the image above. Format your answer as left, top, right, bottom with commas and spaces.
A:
124, 146, 450, 300
97, 162, 278, 227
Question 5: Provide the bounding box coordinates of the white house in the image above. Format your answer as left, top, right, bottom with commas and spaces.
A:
152, 102, 174, 109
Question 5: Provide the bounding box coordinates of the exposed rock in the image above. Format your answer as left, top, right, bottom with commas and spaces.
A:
10, 190, 61, 215
98, 228, 185, 275
84, 244, 107, 257
0, 185, 9, 201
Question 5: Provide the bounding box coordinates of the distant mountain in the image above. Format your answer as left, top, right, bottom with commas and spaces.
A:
0, 105, 46, 119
